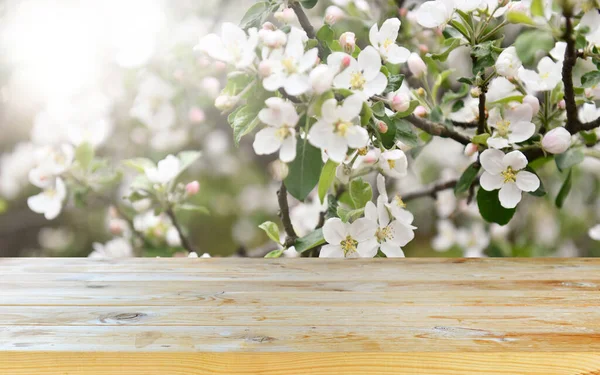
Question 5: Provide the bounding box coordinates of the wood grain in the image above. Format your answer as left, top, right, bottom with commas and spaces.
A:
2, 258, 600, 374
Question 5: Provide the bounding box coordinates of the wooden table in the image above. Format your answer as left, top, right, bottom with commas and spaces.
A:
1, 258, 600, 374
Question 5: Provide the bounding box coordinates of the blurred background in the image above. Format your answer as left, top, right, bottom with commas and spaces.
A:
0, 0, 599, 258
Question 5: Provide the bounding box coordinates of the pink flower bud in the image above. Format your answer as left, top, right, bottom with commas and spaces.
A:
398, 8, 409, 17
378, 121, 388, 133
214, 61, 227, 72
274, 8, 296, 23
557, 99, 566, 110
258, 60, 273, 77
414, 105, 427, 118
341, 55, 352, 68
325, 6, 344, 25
109, 220, 124, 235
391, 93, 410, 112
186, 181, 200, 195
418, 44, 429, 54
339, 32, 356, 53
262, 22, 276, 30
408, 53, 427, 78
464, 143, 478, 157
542, 127, 571, 154
214, 95, 238, 111
523, 94, 540, 114
585, 88, 594, 98
188, 107, 205, 123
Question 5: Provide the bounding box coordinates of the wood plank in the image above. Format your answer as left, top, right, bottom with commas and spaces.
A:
3, 352, 600, 375
3, 325, 600, 352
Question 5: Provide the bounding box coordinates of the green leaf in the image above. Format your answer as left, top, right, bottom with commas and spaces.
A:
294, 228, 325, 253
385, 74, 405, 93
259, 221, 282, 244
393, 118, 419, 147
316, 25, 334, 45
337, 206, 364, 222
371, 101, 386, 117
284, 141, 323, 201
581, 71, 600, 88
555, 148, 584, 172
300, 0, 318, 8
431, 38, 462, 62
176, 204, 210, 215
555, 169, 572, 208
311, 91, 335, 117
471, 133, 489, 145
318, 160, 338, 204
264, 249, 285, 258
477, 188, 517, 226
530, 0, 544, 17
239, 1, 270, 30
75, 142, 94, 170
454, 163, 480, 195
123, 157, 155, 173
221, 73, 254, 96
448, 20, 470, 39
525, 167, 546, 197
230, 105, 260, 145
360, 102, 372, 126
349, 178, 372, 209
514, 30, 554, 65
506, 10, 535, 25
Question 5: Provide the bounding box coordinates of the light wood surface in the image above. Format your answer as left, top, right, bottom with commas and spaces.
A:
2, 258, 600, 374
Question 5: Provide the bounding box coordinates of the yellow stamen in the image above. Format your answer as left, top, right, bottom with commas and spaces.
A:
387, 159, 396, 169
376, 226, 393, 243
382, 39, 394, 50
394, 194, 406, 208
340, 235, 358, 256
496, 119, 511, 137
275, 127, 291, 140
350, 71, 366, 90
282, 58, 296, 74
501, 166, 516, 183
335, 120, 352, 136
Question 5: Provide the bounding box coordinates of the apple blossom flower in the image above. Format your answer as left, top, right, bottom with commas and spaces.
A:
188, 107, 206, 123
449, 97, 478, 122
253, 97, 299, 162
320, 217, 378, 258
166, 226, 182, 247
339, 32, 356, 53
89, 238, 133, 259
486, 104, 535, 149
145, 155, 180, 185
415, 0, 454, 28
27, 177, 67, 220
479, 149, 540, 208
522, 94, 540, 115
589, 224, 600, 241
258, 28, 287, 50
329, 47, 388, 99
414, 105, 428, 117
486, 77, 520, 103
369, 18, 410, 64
378, 149, 408, 178
407, 53, 427, 78
262, 28, 318, 96
541, 127, 571, 154
376, 174, 415, 225
457, 222, 490, 257
28, 144, 74, 189
549, 42, 566, 62
464, 143, 479, 157
325, 6, 345, 24
495, 46, 522, 79
518, 57, 562, 92
432, 219, 458, 252
195, 22, 259, 69
214, 95, 239, 111
309, 64, 337, 94
274, 8, 296, 24
308, 95, 369, 163
578, 103, 600, 123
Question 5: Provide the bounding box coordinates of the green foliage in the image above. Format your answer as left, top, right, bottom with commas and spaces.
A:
239, 1, 277, 30
581, 71, 600, 88
229, 105, 261, 145
506, 11, 535, 25
530, 0, 544, 17
349, 178, 372, 209
477, 188, 517, 225
337, 206, 364, 222
75, 142, 94, 170
301, 0, 318, 8
431, 38, 462, 62
122, 157, 155, 173
259, 221, 282, 244
385, 74, 405, 94
555, 169, 572, 208
514, 30, 554, 66
294, 228, 326, 253
555, 148, 584, 172
454, 163, 480, 195
264, 249, 284, 258
176, 203, 210, 214
471, 133, 489, 145
284, 141, 323, 201
318, 160, 338, 204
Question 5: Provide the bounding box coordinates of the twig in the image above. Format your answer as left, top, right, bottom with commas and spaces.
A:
477, 87, 487, 134
165, 206, 197, 253
452, 120, 478, 128
277, 182, 298, 247
406, 115, 471, 145
562, 12, 580, 134
289, 1, 327, 57
402, 179, 458, 202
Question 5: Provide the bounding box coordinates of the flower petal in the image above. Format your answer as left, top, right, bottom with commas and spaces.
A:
357, 238, 379, 258
253, 128, 281, 155
380, 242, 405, 257
389, 220, 415, 247
515, 170, 540, 192
323, 218, 347, 244
279, 134, 297, 162
498, 182, 522, 208
503, 150, 528, 171
480, 148, 505, 174
345, 126, 369, 149
480, 171, 504, 191
350, 217, 377, 242
358, 46, 381, 81
362, 72, 387, 97
385, 44, 410, 64
319, 244, 344, 258
340, 94, 364, 122
284, 73, 310, 96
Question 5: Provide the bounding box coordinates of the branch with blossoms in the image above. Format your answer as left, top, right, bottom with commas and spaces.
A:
195, 0, 600, 258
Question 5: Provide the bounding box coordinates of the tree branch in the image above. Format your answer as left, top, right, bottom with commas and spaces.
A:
289, 1, 327, 57
165, 206, 197, 254
562, 11, 581, 134
477, 88, 487, 134
406, 115, 471, 145
277, 182, 298, 247
402, 179, 458, 202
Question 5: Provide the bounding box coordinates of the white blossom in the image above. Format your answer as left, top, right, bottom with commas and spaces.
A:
579, 10, 600, 47
415, 0, 454, 28
518, 57, 562, 92
479, 149, 540, 208
541, 127, 571, 154
486, 77, 520, 103
378, 149, 408, 178
308, 95, 369, 163
253, 98, 298, 162
27, 177, 67, 220
329, 47, 387, 99
369, 18, 410, 64
486, 104, 535, 149
320, 217, 378, 258
589, 224, 600, 241
145, 155, 180, 184
495, 46, 522, 79
195, 22, 258, 69
89, 238, 133, 258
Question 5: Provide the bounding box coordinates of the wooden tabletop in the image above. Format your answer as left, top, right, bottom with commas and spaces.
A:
2, 258, 600, 374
